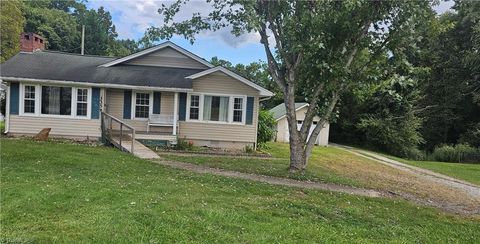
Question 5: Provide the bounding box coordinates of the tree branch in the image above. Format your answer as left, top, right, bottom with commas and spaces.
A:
298, 82, 325, 140
258, 22, 286, 91
304, 93, 340, 161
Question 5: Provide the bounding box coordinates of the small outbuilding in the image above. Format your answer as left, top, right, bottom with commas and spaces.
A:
270, 103, 330, 146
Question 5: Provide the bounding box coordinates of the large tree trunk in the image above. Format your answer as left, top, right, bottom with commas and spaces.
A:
288, 130, 307, 171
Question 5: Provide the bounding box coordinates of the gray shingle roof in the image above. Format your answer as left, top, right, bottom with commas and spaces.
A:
269, 102, 308, 120
0, 51, 205, 89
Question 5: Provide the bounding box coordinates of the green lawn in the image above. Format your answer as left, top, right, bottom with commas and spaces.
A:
1, 139, 479, 242
384, 155, 480, 185
162, 143, 379, 188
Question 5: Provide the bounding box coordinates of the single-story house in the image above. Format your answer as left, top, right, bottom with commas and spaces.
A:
270, 103, 329, 146
0, 38, 273, 149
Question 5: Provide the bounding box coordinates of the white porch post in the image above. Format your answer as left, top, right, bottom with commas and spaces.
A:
173, 92, 178, 136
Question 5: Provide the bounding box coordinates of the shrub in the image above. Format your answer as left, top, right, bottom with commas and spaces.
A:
405, 148, 427, 161
175, 137, 194, 151
430, 144, 480, 163
257, 110, 276, 148
244, 144, 254, 154
358, 113, 424, 159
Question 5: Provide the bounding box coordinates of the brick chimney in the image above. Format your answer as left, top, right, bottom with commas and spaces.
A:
20, 32, 45, 52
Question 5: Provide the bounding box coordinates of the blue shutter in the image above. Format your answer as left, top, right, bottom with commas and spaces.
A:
123, 90, 132, 119
91, 88, 100, 119
246, 96, 254, 125
178, 93, 187, 121
153, 92, 161, 114
10, 82, 19, 115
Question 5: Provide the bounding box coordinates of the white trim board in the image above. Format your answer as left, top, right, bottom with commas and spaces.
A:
99, 41, 214, 68
185, 66, 274, 97
0, 77, 193, 93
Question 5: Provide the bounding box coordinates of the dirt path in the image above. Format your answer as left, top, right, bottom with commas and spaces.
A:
331, 144, 480, 199
152, 159, 386, 198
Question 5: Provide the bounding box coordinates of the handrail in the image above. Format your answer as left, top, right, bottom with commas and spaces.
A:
101, 111, 136, 153
102, 112, 135, 131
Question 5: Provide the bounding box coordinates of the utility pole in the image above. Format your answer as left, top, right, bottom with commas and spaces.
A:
81, 25, 85, 55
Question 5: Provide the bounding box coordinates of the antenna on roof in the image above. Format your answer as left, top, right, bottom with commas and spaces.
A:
81, 25, 85, 55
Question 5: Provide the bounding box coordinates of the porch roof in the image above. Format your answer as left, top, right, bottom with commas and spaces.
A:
0, 51, 203, 89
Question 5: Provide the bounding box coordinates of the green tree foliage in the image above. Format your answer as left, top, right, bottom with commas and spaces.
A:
418, 0, 480, 150
109, 39, 139, 57
257, 110, 276, 148
210, 57, 282, 108
24, 1, 80, 52
331, 74, 425, 159
21, 0, 139, 56
357, 76, 424, 158
145, 0, 432, 170
332, 0, 479, 157
0, 0, 25, 63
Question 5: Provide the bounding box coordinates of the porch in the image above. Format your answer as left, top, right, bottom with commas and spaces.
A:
103, 88, 181, 141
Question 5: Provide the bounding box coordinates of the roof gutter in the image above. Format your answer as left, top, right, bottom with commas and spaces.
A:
0, 76, 194, 92
259, 96, 271, 102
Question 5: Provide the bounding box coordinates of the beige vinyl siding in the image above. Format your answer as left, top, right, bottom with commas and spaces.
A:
179, 72, 260, 143
105, 89, 174, 133
160, 92, 174, 114
178, 99, 258, 142
124, 47, 208, 69
191, 72, 260, 96
9, 115, 101, 138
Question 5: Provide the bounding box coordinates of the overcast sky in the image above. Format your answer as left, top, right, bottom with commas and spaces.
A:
87, 0, 455, 65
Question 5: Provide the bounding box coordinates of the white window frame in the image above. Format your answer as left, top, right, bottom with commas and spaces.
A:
132, 91, 153, 120
187, 94, 201, 121
75, 88, 89, 117
186, 92, 247, 125
20, 84, 38, 115
19, 83, 91, 119
231, 96, 246, 124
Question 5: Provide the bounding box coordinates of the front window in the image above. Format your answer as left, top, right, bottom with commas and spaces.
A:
76, 88, 88, 116
233, 97, 244, 122
41, 86, 72, 115
189, 95, 200, 120
135, 93, 150, 118
203, 95, 229, 122
23, 85, 36, 113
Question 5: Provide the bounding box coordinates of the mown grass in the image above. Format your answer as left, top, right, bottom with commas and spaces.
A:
162, 143, 377, 188
384, 155, 480, 185
162, 143, 480, 209
1, 139, 480, 243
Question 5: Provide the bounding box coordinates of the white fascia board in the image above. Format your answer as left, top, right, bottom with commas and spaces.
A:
0, 77, 193, 92
186, 66, 274, 97
274, 103, 310, 121
99, 41, 214, 68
